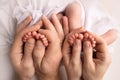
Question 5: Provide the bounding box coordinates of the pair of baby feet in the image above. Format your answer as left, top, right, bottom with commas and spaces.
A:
22, 31, 48, 47
68, 31, 96, 48
23, 29, 96, 48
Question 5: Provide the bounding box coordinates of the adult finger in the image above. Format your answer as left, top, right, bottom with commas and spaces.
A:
62, 16, 69, 36
38, 29, 54, 42
23, 38, 35, 62
19, 20, 42, 38
10, 37, 24, 67
62, 38, 71, 65
89, 32, 109, 61
32, 19, 43, 28
51, 14, 64, 39
13, 20, 42, 53
10, 44, 23, 67
10, 20, 42, 66
56, 13, 63, 21
33, 40, 45, 65
72, 39, 82, 64
87, 31, 111, 64
41, 15, 55, 30
83, 40, 93, 64
17, 16, 32, 33
87, 31, 107, 53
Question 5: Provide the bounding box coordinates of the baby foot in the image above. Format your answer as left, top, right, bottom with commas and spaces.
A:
23, 32, 33, 42
35, 33, 48, 47
23, 31, 48, 47
23, 31, 38, 42
83, 32, 96, 48
68, 32, 84, 46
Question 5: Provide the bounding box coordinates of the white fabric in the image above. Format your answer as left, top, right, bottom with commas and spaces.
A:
0, 0, 117, 80
13, 0, 85, 26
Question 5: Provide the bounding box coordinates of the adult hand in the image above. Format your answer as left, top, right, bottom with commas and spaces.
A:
10, 16, 42, 80
82, 33, 112, 80
62, 28, 86, 80
32, 14, 64, 80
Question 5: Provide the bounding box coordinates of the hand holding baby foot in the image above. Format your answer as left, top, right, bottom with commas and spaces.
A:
10, 16, 42, 80
62, 27, 87, 80
32, 14, 64, 80
62, 33, 83, 80
83, 32, 96, 48
82, 32, 111, 80
23, 30, 48, 46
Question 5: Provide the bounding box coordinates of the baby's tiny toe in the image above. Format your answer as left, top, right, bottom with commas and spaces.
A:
71, 34, 75, 40
91, 41, 96, 47
74, 33, 79, 38
42, 38, 47, 42
78, 34, 83, 40
44, 43, 48, 47
92, 43, 96, 48
23, 36, 27, 40
89, 35, 92, 39
43, 41, 48, 47
23, 38, 27, 42
32, 31, 37, 37
84, 33, 89, 39
25, 34, 29, 38
40, 35, 45, 39
94, 41, 96, 44
36, 34, 40, 39
91, 37, 94, 41
27, 32, 32, 36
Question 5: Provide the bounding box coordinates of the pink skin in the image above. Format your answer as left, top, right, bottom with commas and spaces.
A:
68, 32, 96, 48
83, 32, 96, 48
65, 2, 83, 32
68, 33, 84, 46
22, 31, 48, 47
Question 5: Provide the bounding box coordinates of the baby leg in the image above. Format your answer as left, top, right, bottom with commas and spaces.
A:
65, 2, 83, 32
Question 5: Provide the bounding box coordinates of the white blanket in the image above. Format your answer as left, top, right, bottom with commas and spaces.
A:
0, 0, 116, 80
13, 0, 85, 26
